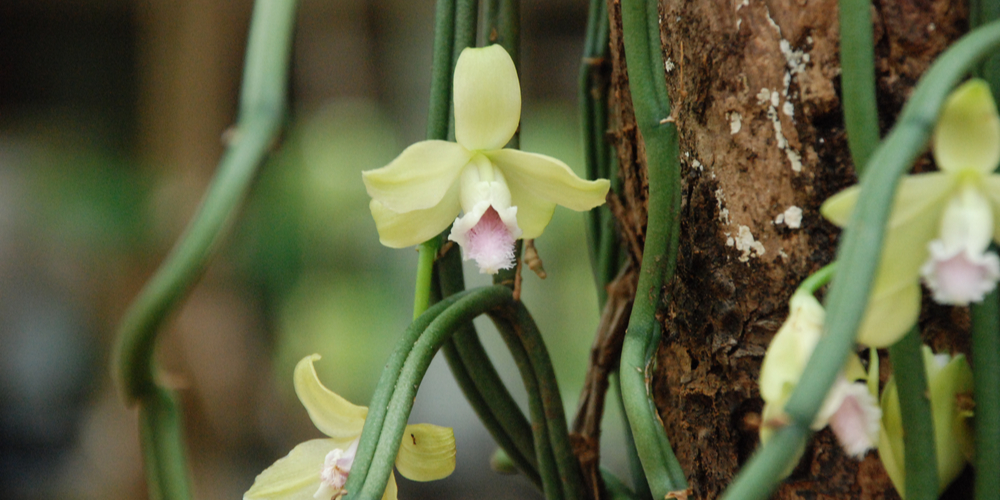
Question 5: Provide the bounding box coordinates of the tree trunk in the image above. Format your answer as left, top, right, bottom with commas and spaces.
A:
605, 0, 968, 497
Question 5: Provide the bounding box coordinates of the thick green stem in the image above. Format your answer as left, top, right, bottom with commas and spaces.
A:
720, 19, 1000, 500
342, 292, 468, 493
971, 287, 1000, 500
499, 302, 587, 500
839, 0, 880, 175
889, 327, 939, 500
138, 387, 192, 500
356, 286, 514, 500
618, 0, 686, 496
971, 0, 1000, 98
112, 2, 297, 499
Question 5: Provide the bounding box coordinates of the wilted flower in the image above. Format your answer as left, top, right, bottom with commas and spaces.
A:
244, 355, 456, 500
822, 79, 1000, 347
878, 346, 974, 499
758, 292, 881, 462
362, 44, 610, 274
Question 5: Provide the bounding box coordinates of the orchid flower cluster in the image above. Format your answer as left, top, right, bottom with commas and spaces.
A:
822, 79, 1000, 347
759, 79, 993, 493
362, 45, 610, 274
244, 355, 456, 500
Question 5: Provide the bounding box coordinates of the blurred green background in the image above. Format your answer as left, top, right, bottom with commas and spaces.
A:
0, 0, 628, 498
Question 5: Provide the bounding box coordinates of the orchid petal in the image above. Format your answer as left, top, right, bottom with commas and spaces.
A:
855, 281, 921, 348
490, 149, 609, 211
244, 438, 340, 500
362, 140, 471, 213
395, 423, 457, 482
933, 79, 1000, 174
980, 175, 1000, 242
368, 180, 461, 248
293, 355, 367, 440
878, 380, 906, 497
926, 348, 974, 491
453, 45, 521, 151
820, 173, 953, 229
509, 185, 557, 239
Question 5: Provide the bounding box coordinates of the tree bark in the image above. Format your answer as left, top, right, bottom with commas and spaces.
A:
605, 0, 969, 498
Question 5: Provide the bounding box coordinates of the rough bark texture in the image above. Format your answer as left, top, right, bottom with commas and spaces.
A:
605, 0, 968, 498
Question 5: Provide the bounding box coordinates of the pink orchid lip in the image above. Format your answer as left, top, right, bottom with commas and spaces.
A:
921, 241, 1000, 305
464, 206, 517, 274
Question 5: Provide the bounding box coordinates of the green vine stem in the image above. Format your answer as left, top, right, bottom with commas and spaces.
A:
888, 326, 939, 500
797, 262, 837, 294
839, 0, 880, 174
355, 286, 515, 500
971, 0, 1000, 98
341, 291, 468, 493
112, 1, 297, 498
412, 0, 454, 318
138, 387, 191, 500
580, 0, 616, 303
618, 0, 687, 497
970, 287, 1000, 500
491, 308, 567, 500
720, 18, 1000, 500
495, 301, 587, 500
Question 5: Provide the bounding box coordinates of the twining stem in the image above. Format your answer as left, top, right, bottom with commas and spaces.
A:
970, 287, 1000, 500
720, 19, 1000, 500
888, 327, 938, 500
358, 286, 514, 500
342, 292, 468, 494
138, 387, 191, 500
797, 262, 836, 295
412, 0, 455, 318
618, 0, 687, 497
839, 0, 880, 175
497, 302, 587, 500
971, 0, 1000, 98
112, 1, 297, 499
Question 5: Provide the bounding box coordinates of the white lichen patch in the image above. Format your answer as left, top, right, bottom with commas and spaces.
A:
715, 188, 730, 225
774, 213, 784, 224
735, 225, 766, 262
665, 58, 675, 73
783, 206, 803, 228
762, 5, 808, 173
692, 158, 703, 171
729, 112, 742, 134
756, 88, 771, 105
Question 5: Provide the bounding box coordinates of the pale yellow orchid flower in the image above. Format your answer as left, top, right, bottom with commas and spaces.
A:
758, 292, 881, 465
362, 44, 610, 274
822, 79, 1000, 347
877, 346, 974, 499
244, 355, 456, 500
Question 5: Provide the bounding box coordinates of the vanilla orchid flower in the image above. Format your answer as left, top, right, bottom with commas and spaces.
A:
758, 292, 881, 464
362, 44, 610, 274
822, 79, 1000, 347
878, 346, 974, 499
244, 355, 456, 500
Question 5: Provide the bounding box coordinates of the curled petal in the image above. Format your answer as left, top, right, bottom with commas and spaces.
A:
933, 79, 1000, 175
453, 45, 521, 151
294, 355, 368, 440
368, 181, 461, 248
362, 140, 471, 213
814, 378, 881, 458
244, 438, 340, 500
395, 423, 457, 482
490, 149, 610, 211
925, 348, 974, 491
